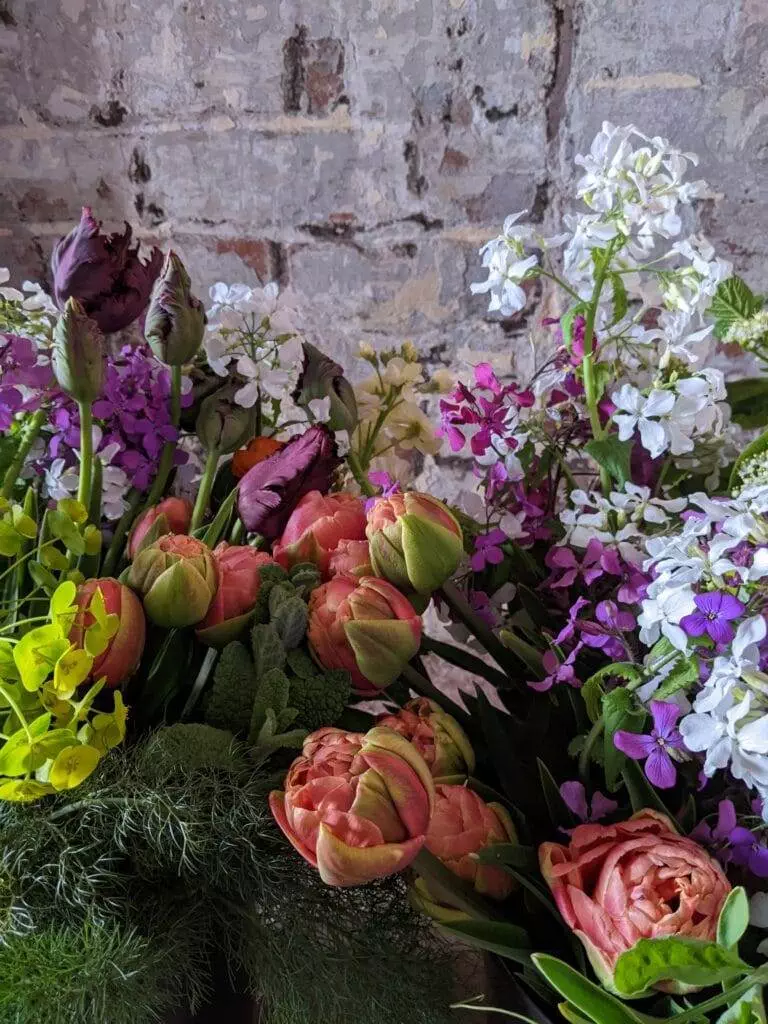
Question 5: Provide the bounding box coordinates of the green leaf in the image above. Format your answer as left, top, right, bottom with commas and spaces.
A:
602, 689, 646, 791
726, 378, 768, 430
474, 843, 538, 871
249, 667, 291, 743
439, 920, 531, 967
715, 985, 767, 1024
717, 887, 749, 950
285, 648, 318, 679
561, 304, 587, 348
560, 1003, 599, 1024
531, 954, 645, 1024
499, 629, 544, 677
201, 486, 238, 549
709, 276, 762, 340
582, 664, 642, 723
621, 759, 674, 818
585, 436, 633, 487
538, 758, 577, 829
271, 598, 309, 650
613, 938, 750, 998
655, 657, 699, 700
730, 426, 768, 490
607, 273, 628, 327
251, 623, 286, 679
677, 793, 697, 835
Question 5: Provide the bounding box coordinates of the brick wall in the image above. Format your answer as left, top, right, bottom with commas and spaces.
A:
2, 0, 767, 385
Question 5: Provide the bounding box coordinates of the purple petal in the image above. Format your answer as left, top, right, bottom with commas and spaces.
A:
650, 700, 682, 739
589, 792, 619, 821
749, 845, 768, 878
560, 780, 589, 821
547, 547, 578, 569
470, 551, 487, 572
693, 591, 722, 615
680, 612, 708, 638
718, 593, 746, 621
644, 747, 677, 789
713, 799, 737, 840
707, 618, 736, 645
613, 730, 655, 760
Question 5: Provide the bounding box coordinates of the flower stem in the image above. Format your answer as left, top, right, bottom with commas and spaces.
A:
101, 488, 143, 577
658, 968, 768, 1024
142, 364, 183, 512
1, 407, 47, 500
581, 243, 618, 495
0, 681, 32, 742
181, 647, 218, 719
76, 401, 94, 509
439, 580, 518, 676
412, 848, 500, 920
347, 450, 375, 496
420, 636, 511, 690
578, 716, 605, 781
190, 446, 220, 532
400, 661, 473, 730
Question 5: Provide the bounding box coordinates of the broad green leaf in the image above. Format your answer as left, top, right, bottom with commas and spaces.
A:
613, 937, 750, 997
717, 887, 749, 950
531, 954, 645, 1024
621, 759, 674, 818
474, 842, 538, 871
499, 628, 544, 676
560, 1003, 598, 1024
0, 778, 55, 802
271, 597, 309, 649
582, 664, 642, 723
726, 378, 768, 430
715, 985, 767, 1024
13, 625, 69, 691
538, 758, 577, 829
585, 436, 633, 487
603, 688, 646, 791
709, 276, 763, 340
439, 919, 531, 967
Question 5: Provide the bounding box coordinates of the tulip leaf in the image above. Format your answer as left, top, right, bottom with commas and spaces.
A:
439, 919, 532, 967
531, 954, 647, 1024
602, 689, 646, 791
613, 938, 750, 998
717, 887, 749, 950
538, 758, 578, 829
251, 623, 286, 679
474, 843, 538, 871
201, 486, 238, 549
714, 985, 767, 1024
621, 759, 674, 819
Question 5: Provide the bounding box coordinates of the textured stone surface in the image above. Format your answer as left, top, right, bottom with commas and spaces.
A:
1, 0, 766, 369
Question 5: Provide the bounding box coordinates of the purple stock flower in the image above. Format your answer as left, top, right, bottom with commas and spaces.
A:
560, 780, 618, 823
237, 424, 341, 539
614, 700, 684, 789
693, 800, 768, 877
680, 591, 745, 645
51, 207, 162, 333
471, 529, 507, 572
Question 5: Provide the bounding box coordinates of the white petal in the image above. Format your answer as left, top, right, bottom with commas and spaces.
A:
638, 417, 669, 459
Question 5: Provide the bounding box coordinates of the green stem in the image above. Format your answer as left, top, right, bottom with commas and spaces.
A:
0, 681, 31, 741
347, 450, 375, 497
412, 848, 500, 920
581, 243, 618, 494
658, 968, 768, 1024
141, 365, 183, 511
578, 716, 604, 781
537, 268, 581, 301
420, 636, 511, 690
76, 402, 93, 509
230, 518, 244, 544
400, 661, 473, 730
440, 580, 517, 675
0, 539, 58, 587
190, 446, 220, 532
1, 407, 47, 499
181, 648, 218, 719
0, 615, 48, 633
101, 488, 143, 577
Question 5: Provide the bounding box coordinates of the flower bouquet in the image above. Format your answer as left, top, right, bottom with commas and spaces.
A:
3, 122, 768, 1024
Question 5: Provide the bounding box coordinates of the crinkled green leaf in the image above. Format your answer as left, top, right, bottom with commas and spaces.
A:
251, 623, 286, 679
613, 938, 750, 997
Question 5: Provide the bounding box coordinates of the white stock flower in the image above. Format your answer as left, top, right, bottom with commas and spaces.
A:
471, 211, 539, 315
612, 384, 674, 459
637, 585, 696, 651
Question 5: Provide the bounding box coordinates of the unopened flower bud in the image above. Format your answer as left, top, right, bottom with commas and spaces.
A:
196, 385, 257, 455
52, 298, 105, 404
127, 534, 217, 628
144, 251, 206, 366
293, 342, 358, 434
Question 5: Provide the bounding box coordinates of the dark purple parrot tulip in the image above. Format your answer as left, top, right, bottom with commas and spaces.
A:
51, 207, 163, 334
237, 424, 341, 539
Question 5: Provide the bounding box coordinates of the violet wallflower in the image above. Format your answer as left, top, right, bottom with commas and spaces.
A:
693, 799, 768, 877
614, 700, 685, 789
530, 646, 583, 692
577, 600, 635, 660
469, 588, 500, 629
364, 470, 400, 514
555, 597, 590, 645
0, 333, 52, 428
560, 780, 618, 823
680, 591, 745, 645
545, 537, 622, 589
471, 529, 507, 572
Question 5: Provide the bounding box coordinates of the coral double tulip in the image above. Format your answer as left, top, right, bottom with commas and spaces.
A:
308, 575, 422, 695
366, 492, 463, 595
539, 809, 731, 992
328, 539, 373, 579
377, 698, 475, 780
70, 577, 146, 689
127, 534, 217, 628
197, 543, 275, 646
273, 490, 367, 577
127, 496, 193, 559
270, 726, 434, 887
422, 784, 516, 901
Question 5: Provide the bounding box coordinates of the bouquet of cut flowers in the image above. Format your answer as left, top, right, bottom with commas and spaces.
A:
3, 123, 768, 1024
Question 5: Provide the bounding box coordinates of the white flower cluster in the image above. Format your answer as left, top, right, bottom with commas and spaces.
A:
559, 482, 687, 563
639, 485, 768, 813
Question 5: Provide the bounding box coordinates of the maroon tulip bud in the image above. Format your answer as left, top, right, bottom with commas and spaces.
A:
51, 207, 162, 334
237, 425, 341, 540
